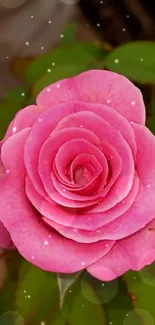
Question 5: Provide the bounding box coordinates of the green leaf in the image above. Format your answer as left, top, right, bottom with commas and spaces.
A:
3, 86, 28, 102
57, 272, 81, 308
123, 267, 155, 324
61, 24, 77, 44
0, 86, 29, 139
15, 261, 59, 325
0, 101, 22, 139
32, 64, 87, 97
25, 42, 104, 84
104, 41, 155, 83
61, 272, 107, 325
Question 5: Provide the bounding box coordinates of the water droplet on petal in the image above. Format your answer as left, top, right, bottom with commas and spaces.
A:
12, 126, 17, 132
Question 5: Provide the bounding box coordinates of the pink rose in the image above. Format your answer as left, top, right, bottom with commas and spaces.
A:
0, 70, 155, 281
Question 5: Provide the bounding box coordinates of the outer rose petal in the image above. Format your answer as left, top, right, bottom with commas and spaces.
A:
0, 130, 115, 272
0, 220, 13, 249
1, 105, 42, 143
87, 220, 155, 281
37, 70, 145, 125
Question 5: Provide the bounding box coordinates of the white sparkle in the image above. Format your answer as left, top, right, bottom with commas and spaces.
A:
81, 262, 85, 266
44, 240, 49, 246
126, 15, 130, 18
97, 23, 100, 27
6, 169, 10, 174
114, 58, 119, 64
134, 277, 136, 279
110, 155, 113, 159
105, 244, 109, 247
25, 41, 30, 46
80, 125, 83, 128
6, 56, 9, 59
47, 68, 51, 73
141, 58, 144, 61
109, 322, 113, 325
82, 305, 84, 307
21, 92, 25, 97
32, 256, 34, 259
100, 0, 103, 3
38, 118, 42, 122
106, 99, 111, 104
131, 101, 135, 105
47, 88, 51, 92
96, 229, 100, 233
60, 34, 64, 38
147, 184, 151, 188
12, 126, 17, 132
63, 188, 66, 192
27, 295, 31, 299
23, 290, 26, 293
57, 84, 60, 88
48, 20, 51, 24
41, 46, 44, 50
73, 228, 78, 232
48, 235, 51, 238
102, 283, 105, 286
122, 28, 126, 32
126, 314, 129, 317
69, 290, 72, 293
52, 62, 55, 66
31, 15, 34, 18
130, 121, 134, 124
41, 322, 45, 325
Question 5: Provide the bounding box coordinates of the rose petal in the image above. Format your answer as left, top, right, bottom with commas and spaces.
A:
88, 123, 155, 239
87, 219, 155, 281
0, 130, 115, 272
54, 110, 134, 211
26, 174, 139, 232
37, 69, 145, 125
43, 175, 139, 243
0, 220, 13, 249
45, 138, 108, 207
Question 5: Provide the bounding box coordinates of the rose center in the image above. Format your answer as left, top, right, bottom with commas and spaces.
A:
73, 164, 94, 186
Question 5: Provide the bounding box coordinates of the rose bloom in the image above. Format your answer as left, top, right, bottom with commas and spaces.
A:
0, 70, 155, 281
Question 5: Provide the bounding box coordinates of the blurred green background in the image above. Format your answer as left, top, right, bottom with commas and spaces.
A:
1, 1, 155, 324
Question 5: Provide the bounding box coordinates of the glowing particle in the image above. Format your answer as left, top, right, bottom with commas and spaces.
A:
44, 240, 49, 246
12, 126, 17, 132
25, 41, 30, 46
131, 101, 135, 105
114, 58, 119, 64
